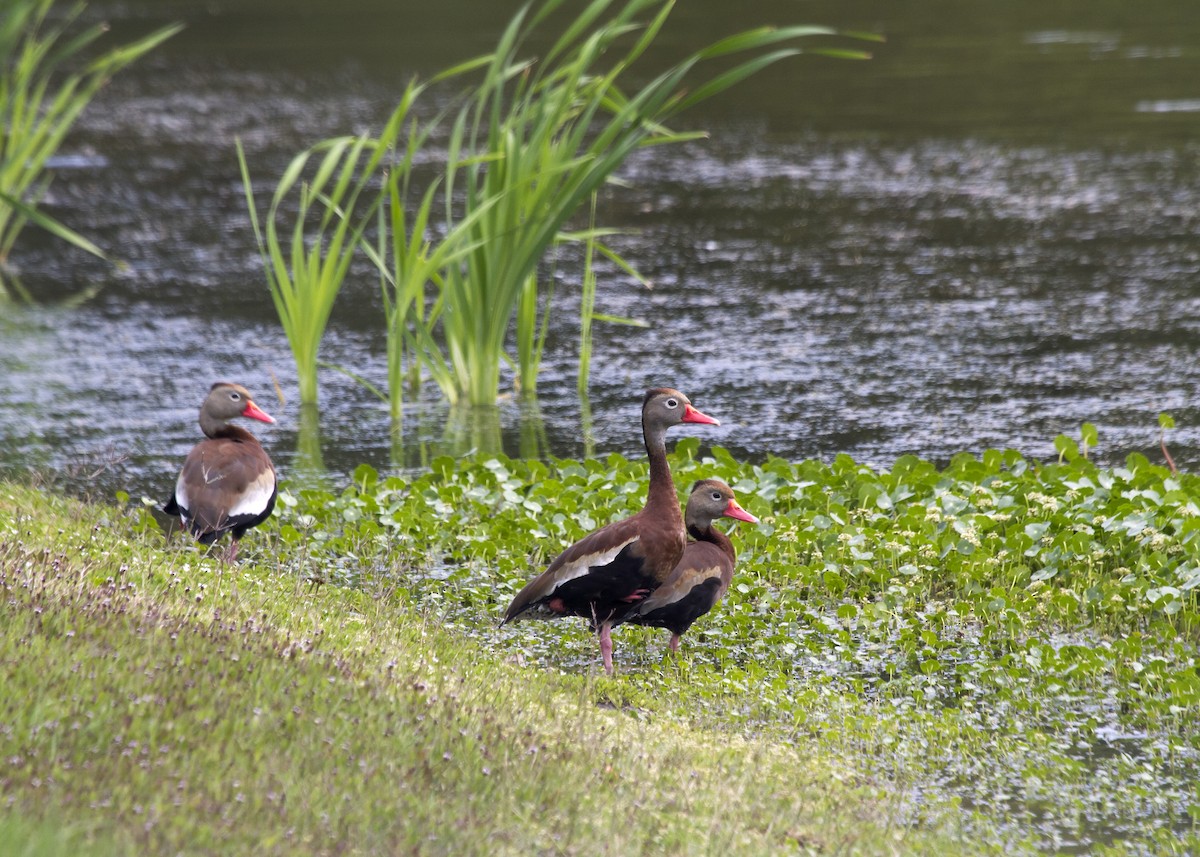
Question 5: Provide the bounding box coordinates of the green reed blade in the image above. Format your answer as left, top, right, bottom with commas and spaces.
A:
253, 0, 873, 408
0, 0, 178, 290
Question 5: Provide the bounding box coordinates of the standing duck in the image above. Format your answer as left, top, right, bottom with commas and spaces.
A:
163, 382, 277, 562
617, 478, 757, 653
502, 388, 719, 674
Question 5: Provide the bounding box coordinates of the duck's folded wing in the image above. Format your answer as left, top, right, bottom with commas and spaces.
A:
622, 541, 730, 627
502, 518, 649, 623
174, 440, 275, 539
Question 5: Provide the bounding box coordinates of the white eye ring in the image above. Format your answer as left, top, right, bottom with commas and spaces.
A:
666, 398, 679, 408
230, 392, 241, 400
711, 492, 722, 501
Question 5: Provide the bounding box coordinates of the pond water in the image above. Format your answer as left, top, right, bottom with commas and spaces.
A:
3, 0, 1200, 504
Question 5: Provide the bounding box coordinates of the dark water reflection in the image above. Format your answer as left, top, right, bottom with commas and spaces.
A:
3, 0, 1200, 504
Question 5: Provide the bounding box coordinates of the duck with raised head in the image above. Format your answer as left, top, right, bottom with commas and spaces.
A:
617, 478, 757, 653
501, 388, 719, 674
163, 382, 277, 562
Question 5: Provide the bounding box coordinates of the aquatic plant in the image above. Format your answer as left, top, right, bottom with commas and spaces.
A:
240, 66, 488, 414
405, 0, 869, 406
252, 0, 871, 411
573, 192, 649, 398
253, 431, 1200, 852
238, 135, 388, 406
367, 75, 496, 424
1160, 412, 1178, 475
0, 0, 179, 300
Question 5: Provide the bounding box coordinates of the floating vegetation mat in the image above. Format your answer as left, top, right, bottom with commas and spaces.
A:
253, 437, 1200, 853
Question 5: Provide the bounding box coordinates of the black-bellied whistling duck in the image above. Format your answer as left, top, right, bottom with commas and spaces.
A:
617, 478, 757, 654
163, 382, 277, 562
501, 388, 719, 674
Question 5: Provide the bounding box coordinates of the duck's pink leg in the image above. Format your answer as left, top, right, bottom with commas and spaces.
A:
599, 621, 615, 674
668, 633, 681, 654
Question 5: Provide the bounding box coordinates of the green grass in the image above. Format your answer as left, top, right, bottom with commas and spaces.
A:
0, 812, 119, 857
6, 426, 1200, 853
0, 482, 956, 856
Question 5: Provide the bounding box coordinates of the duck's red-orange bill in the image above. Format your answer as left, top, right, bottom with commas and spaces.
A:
724, 500, 758, 523
241, 401, 276, 424
682, 404, 719, 426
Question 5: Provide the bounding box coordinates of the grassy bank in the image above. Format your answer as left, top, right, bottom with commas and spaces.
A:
4, 435, 1200, 854
0, 481, 957, 856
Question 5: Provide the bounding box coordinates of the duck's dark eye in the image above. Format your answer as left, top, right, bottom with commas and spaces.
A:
711, 491, 722, 501
666, 397, 679, 409
230, 392, 241, 401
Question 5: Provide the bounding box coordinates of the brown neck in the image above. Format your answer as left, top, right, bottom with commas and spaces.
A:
643, 417, 681, 526
687, 522, 736, 564
201, 418, 257, 444
200, 410, 227, 439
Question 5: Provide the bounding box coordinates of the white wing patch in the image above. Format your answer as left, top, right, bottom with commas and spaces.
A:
229, 469, 276, 519
173, 473, 190, 514
546, 534, 639, 593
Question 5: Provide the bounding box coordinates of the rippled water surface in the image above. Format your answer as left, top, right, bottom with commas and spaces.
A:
3, 0, 1200, 503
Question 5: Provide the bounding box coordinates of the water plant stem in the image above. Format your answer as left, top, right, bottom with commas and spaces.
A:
238, 133, 391, 406
279, 0, 872, 409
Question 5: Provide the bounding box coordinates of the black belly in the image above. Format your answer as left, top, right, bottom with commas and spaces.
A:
553, 544, 659, 627
629, 577, 722, 636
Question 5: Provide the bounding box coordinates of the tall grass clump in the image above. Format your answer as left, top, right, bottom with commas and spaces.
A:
404, 0, 871, 406
238, 62, 487, 415
0, 0, 179, 300
368, 75, 496, 425
238, 134, 391, 407
250, 0, 872, 413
